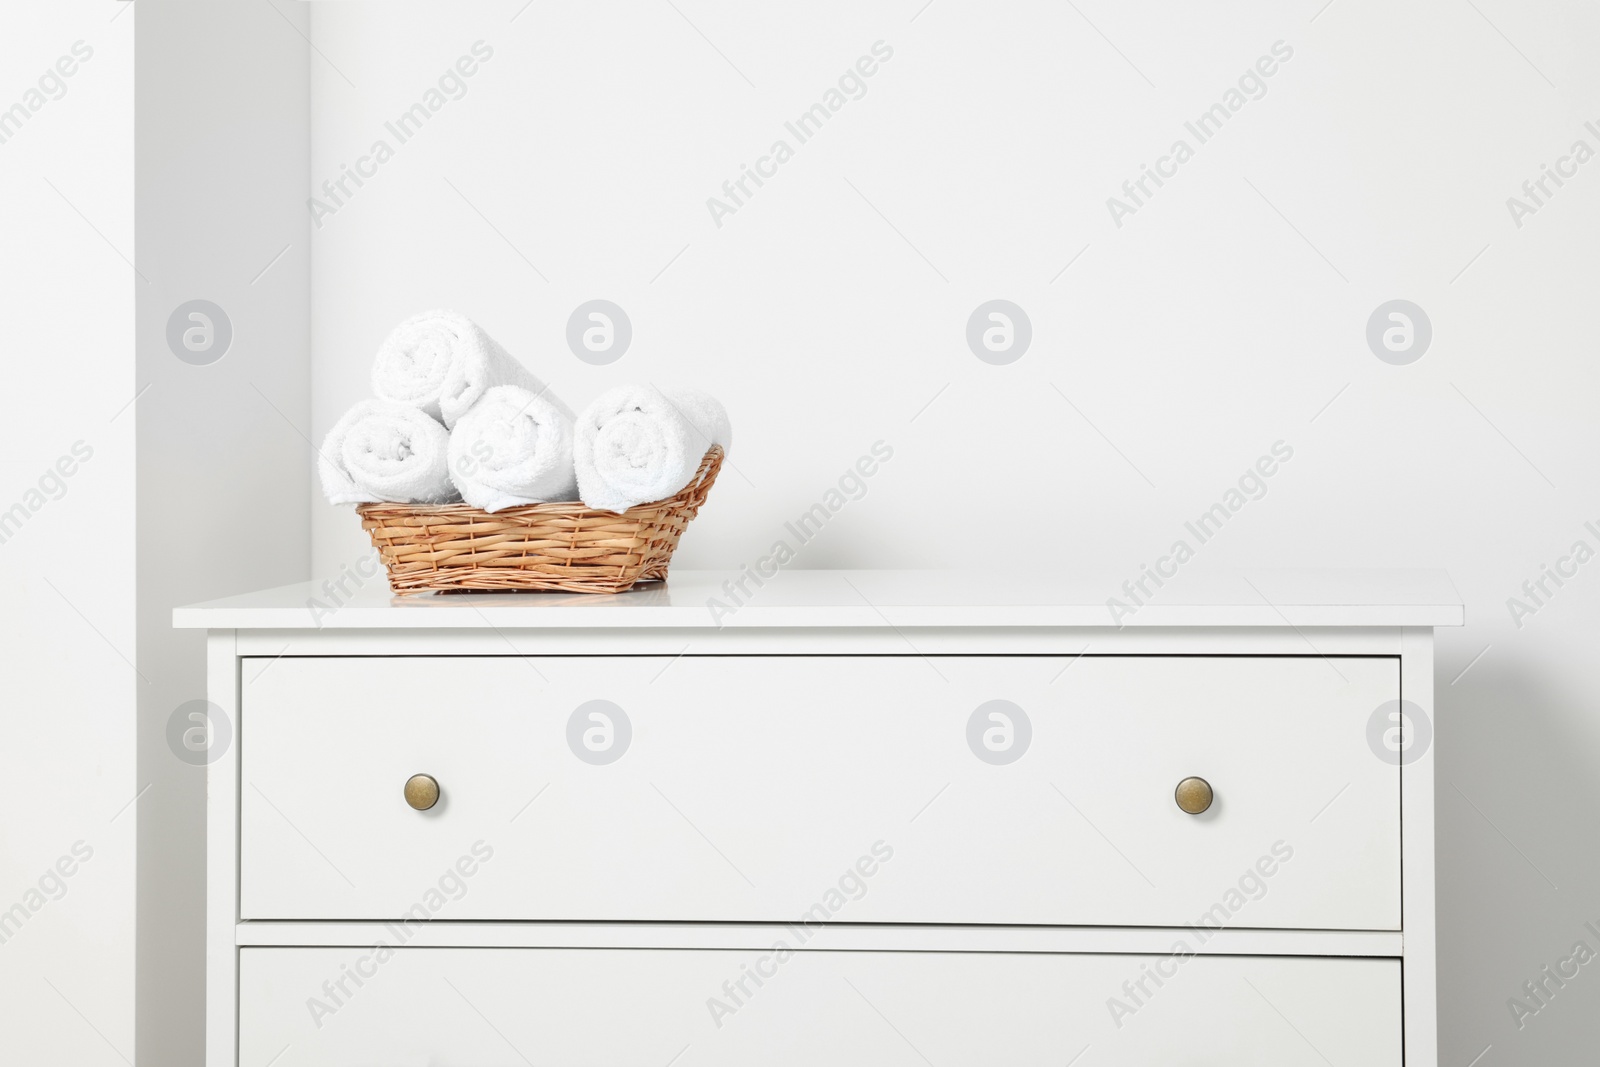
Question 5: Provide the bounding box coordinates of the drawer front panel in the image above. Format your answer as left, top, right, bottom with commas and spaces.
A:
240, 655, 1399, 927
239, 947, 1402, 1066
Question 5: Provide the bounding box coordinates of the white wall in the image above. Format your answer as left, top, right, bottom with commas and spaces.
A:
135, 3, 310, 1064
307, 3, 1600, 1062
7, 3, 1595, 1063
0, 3, 136, 1063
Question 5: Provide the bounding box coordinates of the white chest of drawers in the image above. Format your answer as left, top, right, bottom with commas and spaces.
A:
177, 569, 1461, 1066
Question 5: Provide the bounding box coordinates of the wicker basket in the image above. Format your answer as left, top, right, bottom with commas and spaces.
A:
356, 446, 723, 596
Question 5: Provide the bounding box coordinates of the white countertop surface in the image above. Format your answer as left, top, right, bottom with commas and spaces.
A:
172, 568, 1463, 630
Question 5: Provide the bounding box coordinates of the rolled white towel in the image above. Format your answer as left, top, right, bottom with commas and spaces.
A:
574, 384, 730, 513
318, 399, 457, 505
371, 310, 554, 428
448, 385, 579, 512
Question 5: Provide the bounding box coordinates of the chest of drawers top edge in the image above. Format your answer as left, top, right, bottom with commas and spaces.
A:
178, 568, 1459, 1067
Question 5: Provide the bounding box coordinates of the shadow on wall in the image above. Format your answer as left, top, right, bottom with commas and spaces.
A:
1436, 644, 1600, 1066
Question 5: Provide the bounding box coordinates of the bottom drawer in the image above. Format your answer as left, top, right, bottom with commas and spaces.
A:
240, 946, 1401, 1065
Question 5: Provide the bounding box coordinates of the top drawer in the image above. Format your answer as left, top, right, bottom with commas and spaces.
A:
239, 654, 1399, 928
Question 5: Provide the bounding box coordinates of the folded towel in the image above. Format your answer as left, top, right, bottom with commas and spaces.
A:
371, 310, 553, 429
574, 384, 730, 513
319, 399, 457, 505
448, 385, 579, 512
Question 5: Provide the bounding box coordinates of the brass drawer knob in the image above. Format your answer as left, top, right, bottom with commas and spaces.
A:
404, 773, 440, 811
1174, 776, 1213, 815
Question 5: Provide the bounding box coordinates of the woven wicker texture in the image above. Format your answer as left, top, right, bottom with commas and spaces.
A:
356, 446, 723, 595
